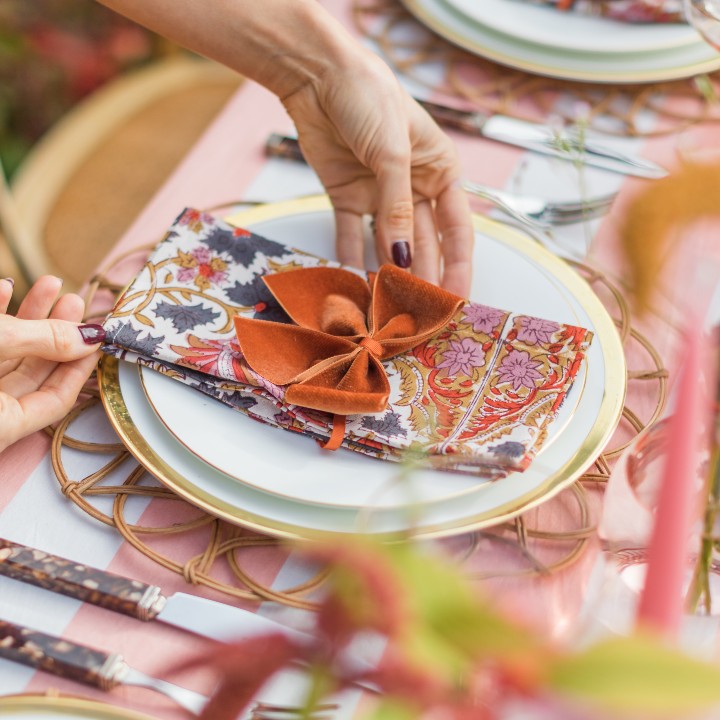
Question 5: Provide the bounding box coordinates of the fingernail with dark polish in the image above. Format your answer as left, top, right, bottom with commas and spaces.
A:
2, 277, 14, 287
392, 240, 412, 269
78, 324, 106, 345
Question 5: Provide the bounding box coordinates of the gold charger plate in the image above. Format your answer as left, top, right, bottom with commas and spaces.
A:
98, 196, 626, 540
0, 695, 156, 720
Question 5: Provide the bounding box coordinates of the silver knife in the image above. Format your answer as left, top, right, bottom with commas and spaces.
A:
0, 538, 308, 645
415, 99, 668, 179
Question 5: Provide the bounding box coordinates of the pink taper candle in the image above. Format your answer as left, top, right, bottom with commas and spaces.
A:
637, 323, 706, 639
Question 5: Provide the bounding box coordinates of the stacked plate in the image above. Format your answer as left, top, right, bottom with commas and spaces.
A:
99, 197, 626, 540
400, 0, 720, 83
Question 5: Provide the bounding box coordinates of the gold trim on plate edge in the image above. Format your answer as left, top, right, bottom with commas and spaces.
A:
0, 694, 157, 719
98, 196, 626, 540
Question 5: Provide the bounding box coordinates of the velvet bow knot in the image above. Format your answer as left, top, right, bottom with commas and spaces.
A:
233, 264, 463, 416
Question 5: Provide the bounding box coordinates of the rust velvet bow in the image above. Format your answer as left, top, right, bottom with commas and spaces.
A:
233, 264, 464, 416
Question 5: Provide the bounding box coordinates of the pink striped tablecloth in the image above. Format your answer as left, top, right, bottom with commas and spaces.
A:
0, 0, 714, 717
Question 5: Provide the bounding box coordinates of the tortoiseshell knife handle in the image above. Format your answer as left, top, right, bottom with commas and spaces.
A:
0, 539, 165, 620
416, 99, 488, 134
265, 133, 305, 163
0, 619, 126, 690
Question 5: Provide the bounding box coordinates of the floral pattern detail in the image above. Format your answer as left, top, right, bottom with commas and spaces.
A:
173, 246, 228, 291
361, 412, 408, 439
105, 324, 164, 357
462, 304, 506, 334
222, 392, 258, 410
497, 350, 544, 391
489, 441, 526, 460
102, 208, 593, 478
204, 224, 285, 266
516, 317, 560, 346
155, 301, 220, 333
170, 336, 246, 380
177, 208, 214, 233
437, 337, 486, 377
225, 275, 290, 323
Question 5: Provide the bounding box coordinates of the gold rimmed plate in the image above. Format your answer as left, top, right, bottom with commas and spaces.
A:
401, 0, 720, 83
99, 197, 625, 540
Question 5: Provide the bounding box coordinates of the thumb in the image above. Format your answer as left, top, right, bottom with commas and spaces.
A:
374, 148, 414, 271
0, 316, 105, 363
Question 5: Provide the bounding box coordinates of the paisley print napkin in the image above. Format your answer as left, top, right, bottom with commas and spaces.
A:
102, 208, 592, 478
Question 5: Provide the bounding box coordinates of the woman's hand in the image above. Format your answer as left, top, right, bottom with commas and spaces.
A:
284, 51, 474, 297
0, 277, 105, 453
94, 0, 475, 297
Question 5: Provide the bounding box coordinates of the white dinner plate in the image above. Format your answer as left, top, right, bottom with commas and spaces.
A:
443, 0, 699, 55
138, 204, 588, 509
401, 0, 720, 83
99, 197, 626, 540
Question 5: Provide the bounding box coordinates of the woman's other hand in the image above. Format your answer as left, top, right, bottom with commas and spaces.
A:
0, 277, 104, 453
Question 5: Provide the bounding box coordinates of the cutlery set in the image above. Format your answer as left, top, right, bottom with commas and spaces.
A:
265, 95, 668, 235
0, 538, 312, 715
265, 133, 620, 234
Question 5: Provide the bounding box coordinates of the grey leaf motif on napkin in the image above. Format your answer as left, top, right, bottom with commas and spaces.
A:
105, 324, 165, 356
155, 301, 220, 333
361, 411, 408, 439
225, 276, 290, 323
204, 226, 286, 266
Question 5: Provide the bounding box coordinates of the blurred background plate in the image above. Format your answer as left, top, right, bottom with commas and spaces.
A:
401, 0, 720, 82
443, 0, 700, 54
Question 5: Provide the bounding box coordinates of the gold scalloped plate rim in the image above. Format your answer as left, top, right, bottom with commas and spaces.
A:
98, 196, 626, 541
0, 695, 157, 720
399, 0, 720, 83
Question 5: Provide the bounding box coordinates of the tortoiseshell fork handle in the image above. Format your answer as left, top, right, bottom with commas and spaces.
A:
0, 619, 125, 690
0, 539, 165, 620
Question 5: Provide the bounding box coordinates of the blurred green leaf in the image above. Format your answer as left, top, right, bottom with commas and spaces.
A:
376, 544, 540, 682
362, 698, 418, 720
548, 633, 720, 715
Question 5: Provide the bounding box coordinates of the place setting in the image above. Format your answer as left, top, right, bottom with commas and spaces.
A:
93, 195, 626, 540
5, 1, 720, 717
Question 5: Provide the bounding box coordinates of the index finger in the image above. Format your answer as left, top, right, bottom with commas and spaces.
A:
435, 183, 474, 298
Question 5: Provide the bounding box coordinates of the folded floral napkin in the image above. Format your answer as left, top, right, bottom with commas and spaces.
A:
102, 209, 592, 478
522, 0, 683, 23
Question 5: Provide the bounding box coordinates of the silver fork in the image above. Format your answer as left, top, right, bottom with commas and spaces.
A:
251, 702, 340, 720
463, 180, 616, 229
0, 618, 207, 715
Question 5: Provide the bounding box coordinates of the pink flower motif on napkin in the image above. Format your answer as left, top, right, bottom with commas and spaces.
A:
497, 349, 543, 391
516, 317, 560, 345
437, 337, 486, 377
174, 246, 228, 291
462, 303, 506, 334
